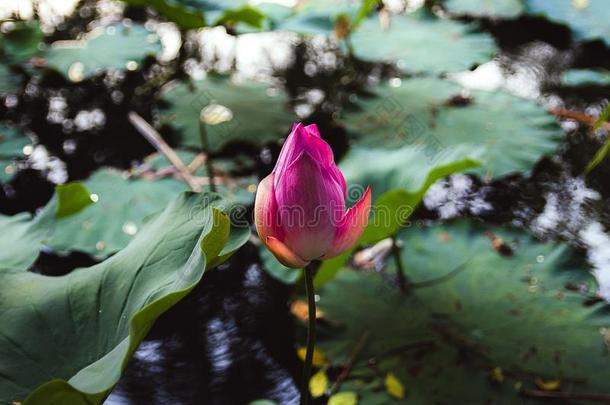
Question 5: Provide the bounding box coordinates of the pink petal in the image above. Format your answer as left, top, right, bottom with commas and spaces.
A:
322, 186, 372, 259
274, 123, 309, 184
304, 124, 321, 137
274, 123, 346, 197
275, 151, 345, 260
266, 236, 309, 268
254, 173, 284, 242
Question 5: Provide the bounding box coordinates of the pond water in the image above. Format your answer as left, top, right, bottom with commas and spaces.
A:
1, 0, 609, 404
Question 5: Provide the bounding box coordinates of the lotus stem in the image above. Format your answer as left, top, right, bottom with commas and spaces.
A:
300, 263, 316, 405
391, 236, 410, 294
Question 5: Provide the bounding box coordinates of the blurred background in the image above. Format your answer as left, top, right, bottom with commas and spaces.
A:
1, 0, 609, 404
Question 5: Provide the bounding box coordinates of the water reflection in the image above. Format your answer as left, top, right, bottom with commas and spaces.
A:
108, 244, 301, 405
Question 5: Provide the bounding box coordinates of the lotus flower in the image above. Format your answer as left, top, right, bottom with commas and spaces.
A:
255, 123, 371, 268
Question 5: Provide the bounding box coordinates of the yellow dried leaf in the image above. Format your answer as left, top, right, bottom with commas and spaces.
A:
384, 372, 405, 399
290, 300, 323, 321
328, 391, 357, 405
334, 14, 351, 39
297, 346, 327, 367
309, 370, 328, 398
535, 378, 561, 391
490, 367, 504, 383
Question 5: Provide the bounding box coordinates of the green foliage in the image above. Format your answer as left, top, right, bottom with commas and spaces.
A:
145, 150, 258, 205
343, 77, 562, 177
444, 0, 524, 18
276, 13, 336, 36
316, 220, 609, 403
0, 21, 43, 64
314, 145, 480, 286
584, 104, 610, 174
121, 0, 268, 30
526, 0, 610, 45
345, 146, 481, 244
55, 182, 96, 218
0, 192, 247, 405
350, 12, 496, 73
45, 169, 188, 256
0, 64, 21, 95
44, 24, 160, 79
0, 125, 31, 182
562, 69, 610, 86
274, 0, 378, 35
159, 76, 293, 152
122, 0, 206, 29
0, 207, 53, 271
259, 245, 301, 284
585, 138, 610, 175
594, 103, 610, 131
215, 5, 267, 30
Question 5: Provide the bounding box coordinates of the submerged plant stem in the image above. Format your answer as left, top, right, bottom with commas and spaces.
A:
301, 264, 316, 405
198, 122, 216, 192
392, 237, 410, 294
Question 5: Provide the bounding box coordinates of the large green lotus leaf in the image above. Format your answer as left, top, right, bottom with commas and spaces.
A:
313, 145, 481, 287
343, 77, 562, 177
444, 0, 524, 18
0, 125, 32, 182
159, 76, 293, 152
350, 12, 495, 73
44, 24, 160, 79
526, 0, 610, 45
0, 211, 50, 271
344, 144, 481, 242
316, 220, 609, 403
44, 168, 188, 256
0, 191, 247, 405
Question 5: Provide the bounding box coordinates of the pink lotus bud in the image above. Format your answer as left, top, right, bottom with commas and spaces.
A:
255, 123, 371, 268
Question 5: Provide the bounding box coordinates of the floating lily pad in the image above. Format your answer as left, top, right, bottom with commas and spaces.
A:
44, 23, 160, 80
0, 125, 32, 182
444, 0, 524, 18
526, 0, 610, 45
259, 246, 301, 284
273, 0, 358, 35
316, 220, 609, 403
0, 21, 43, 64
0, 210, 50, 271
45, 168, 188, 256
342, 77, 561, 177
159, 76, 293, 152
0, 64, 21, 95
145, 150, 258, 205
313, 144, 481, 287
562, 68, 610, 86
0, 191, 247, 405
350, 12, 496, 73
276, 13, 337, 35
122, 0, 267, 30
